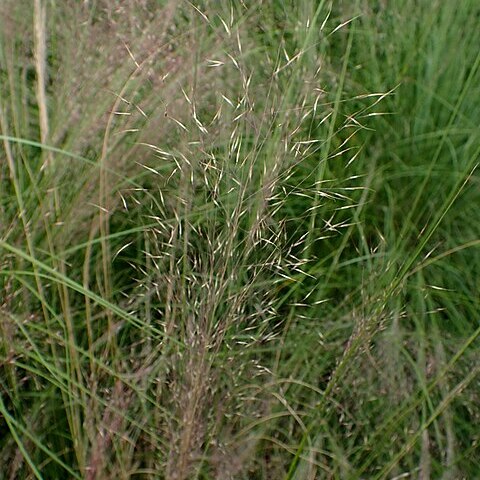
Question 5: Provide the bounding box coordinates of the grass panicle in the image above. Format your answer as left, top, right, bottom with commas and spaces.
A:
1, 1, 479, 479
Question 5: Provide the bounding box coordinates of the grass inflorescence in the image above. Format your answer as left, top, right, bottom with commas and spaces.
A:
1, 1, 479, 479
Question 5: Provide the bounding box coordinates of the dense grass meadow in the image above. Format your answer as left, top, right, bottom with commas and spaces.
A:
1, 1, 479, 478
